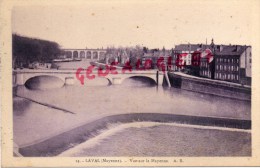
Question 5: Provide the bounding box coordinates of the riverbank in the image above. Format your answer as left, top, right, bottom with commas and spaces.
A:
168, 72, 251, 101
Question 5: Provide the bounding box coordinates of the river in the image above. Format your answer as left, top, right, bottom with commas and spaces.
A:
13, 60, 251, 156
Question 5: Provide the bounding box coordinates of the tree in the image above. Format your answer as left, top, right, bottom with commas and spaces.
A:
12, 34, 61, 68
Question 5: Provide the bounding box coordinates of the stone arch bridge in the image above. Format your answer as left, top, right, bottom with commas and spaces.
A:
13, 69, 164, 86
62, 49, 106, 60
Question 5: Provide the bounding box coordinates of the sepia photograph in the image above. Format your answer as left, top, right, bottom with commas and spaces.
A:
1, 0, 260, 167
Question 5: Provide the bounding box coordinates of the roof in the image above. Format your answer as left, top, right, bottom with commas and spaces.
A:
174, 44, 212, 51
174, 43, 251, 56
144, 50, 171, 57
214, 45, 249, 56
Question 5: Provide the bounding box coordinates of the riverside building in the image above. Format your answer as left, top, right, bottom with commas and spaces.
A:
214, 45, 251, 85
171, 40, 252, 85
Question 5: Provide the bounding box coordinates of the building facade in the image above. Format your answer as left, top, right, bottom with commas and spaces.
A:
172, 43, 212, 72
199, 48, 215, 79
172, 40, 251, 85
214, 45, 251, 85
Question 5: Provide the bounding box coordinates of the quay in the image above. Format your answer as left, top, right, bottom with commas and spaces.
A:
168, 72, 251, 101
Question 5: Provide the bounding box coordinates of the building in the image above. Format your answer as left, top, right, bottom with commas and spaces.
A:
172, 43, 212, 73
199, 55, 215, 79
214, 45, 251, 85
190, 50, 201, 76
199, 47, 215, 79
142, 50, 171, 70
172, 40, 251, 85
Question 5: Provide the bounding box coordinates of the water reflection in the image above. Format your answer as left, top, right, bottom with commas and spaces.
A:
13, 97, 31, 116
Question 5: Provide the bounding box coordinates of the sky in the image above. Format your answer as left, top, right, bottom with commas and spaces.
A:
12, 0, 253, 49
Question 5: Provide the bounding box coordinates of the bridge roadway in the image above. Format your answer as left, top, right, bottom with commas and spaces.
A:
13, 69, 164, 86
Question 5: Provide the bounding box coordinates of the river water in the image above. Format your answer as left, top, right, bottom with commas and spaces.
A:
13, 60, 251, 156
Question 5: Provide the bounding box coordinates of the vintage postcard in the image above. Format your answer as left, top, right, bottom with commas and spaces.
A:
1, 0, 260, 167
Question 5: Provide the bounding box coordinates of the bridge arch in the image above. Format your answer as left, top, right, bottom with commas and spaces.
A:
25, 74, 66, 83
122, 75, 157, 85
99, 52, 105, 60
86, 51, 92, 59
65, 51, 72, 58
93, 52, 98, 59
14, 72, 68, 86
24, 75, 65, 90
80, 51, 85, 58
103, 73, 158, 85
73, 51, 79, 58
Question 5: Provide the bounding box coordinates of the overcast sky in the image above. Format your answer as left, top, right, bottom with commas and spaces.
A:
12, 0, 253, 49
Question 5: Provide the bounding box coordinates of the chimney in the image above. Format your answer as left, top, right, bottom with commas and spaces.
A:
236, 45, 241, 52
219, 45, 223, 52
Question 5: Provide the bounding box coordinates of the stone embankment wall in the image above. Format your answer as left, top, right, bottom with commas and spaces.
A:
168, 72, 251, 101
